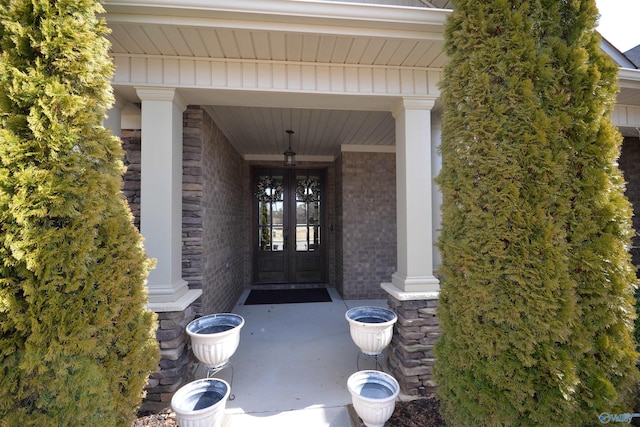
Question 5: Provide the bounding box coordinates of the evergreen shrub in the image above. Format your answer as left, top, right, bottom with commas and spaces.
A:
435, 1, 638, 425
0, 0, 160, 425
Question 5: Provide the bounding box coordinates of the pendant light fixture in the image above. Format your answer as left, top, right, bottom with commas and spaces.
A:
283, 129, 296, 166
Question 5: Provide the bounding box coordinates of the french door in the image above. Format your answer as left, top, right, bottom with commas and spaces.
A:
253, 168, 326, 285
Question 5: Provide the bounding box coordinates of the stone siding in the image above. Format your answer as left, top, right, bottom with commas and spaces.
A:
387, 296, 440, 397
142, 305, 198, 413
121, 130, 141, 229
338, 151, 396, 299
182, 110, 205, 293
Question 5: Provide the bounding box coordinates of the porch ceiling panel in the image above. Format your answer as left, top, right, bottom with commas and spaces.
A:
203, 105, 395, 157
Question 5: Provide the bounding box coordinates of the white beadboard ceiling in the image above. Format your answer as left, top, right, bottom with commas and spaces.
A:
204, 105, 395, 157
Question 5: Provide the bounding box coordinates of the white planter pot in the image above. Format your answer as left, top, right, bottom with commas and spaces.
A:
348, 370, 400, 427
345, 306, 397, 356
171, 378, 230, 427
187, 313, 244, 369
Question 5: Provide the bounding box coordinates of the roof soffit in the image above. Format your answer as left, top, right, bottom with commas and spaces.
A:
103, 0, 449, 40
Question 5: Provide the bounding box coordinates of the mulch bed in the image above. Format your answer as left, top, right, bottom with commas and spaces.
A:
386, 398, 445, 427
133, 408, 177, 426
132, 398, 445, 426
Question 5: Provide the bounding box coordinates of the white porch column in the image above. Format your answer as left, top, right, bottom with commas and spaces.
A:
103, 94, 126, 137
431, 116, 442, 271
136, 88, 201, 311
384, 97, 440, 296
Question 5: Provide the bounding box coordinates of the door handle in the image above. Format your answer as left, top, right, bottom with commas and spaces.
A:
284, 228, 288, 250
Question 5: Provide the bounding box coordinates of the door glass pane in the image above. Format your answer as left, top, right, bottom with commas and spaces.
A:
256, 175, 284, 252
295, 175, 321, 252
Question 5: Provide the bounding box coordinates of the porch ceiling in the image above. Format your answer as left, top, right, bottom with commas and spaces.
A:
203, 105, 396, 158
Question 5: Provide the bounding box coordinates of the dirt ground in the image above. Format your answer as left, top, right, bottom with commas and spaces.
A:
132, 398, 445, 426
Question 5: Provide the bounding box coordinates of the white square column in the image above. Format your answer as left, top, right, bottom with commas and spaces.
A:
431, 116, 442, 271
137, 88, 201, 311
385, 97, 440, 296
103, 94, 125, 137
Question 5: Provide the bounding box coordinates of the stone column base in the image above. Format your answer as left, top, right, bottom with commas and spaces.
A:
140, 299, 201, 414
383, 284, 440, 397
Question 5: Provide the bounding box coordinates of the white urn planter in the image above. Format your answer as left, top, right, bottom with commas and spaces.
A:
348, 370, 400, 427
187, 313, 244, 369
171, 378, 230, 427
345, 306, 397, 356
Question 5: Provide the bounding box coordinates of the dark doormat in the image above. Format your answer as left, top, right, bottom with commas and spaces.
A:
244, 288, 332, 305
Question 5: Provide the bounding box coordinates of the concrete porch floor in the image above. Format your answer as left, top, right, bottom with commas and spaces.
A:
194, 288, 389, 427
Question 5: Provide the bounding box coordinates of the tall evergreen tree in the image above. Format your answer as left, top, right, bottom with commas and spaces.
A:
0, 0, 159, 425
435, 1, 638, 425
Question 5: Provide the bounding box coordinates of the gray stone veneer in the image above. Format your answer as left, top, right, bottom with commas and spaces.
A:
121, 130, 141, 229
387, 295, 440, 397
141, 307, 198, 413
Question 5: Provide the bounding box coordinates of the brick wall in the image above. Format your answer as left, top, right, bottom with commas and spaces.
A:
195, 107, 245, 314
338, 151, 396, 299
619, 137, 640, 266
335, 155, 344, 295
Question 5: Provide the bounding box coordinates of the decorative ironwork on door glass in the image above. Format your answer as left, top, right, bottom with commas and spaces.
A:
295, 176, 321, 252
256, 175, 284, 252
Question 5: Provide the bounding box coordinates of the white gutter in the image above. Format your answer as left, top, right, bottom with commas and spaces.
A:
619, 68, 640, 89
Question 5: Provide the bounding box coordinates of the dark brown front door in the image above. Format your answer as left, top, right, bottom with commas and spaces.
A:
253, 168, 325, 285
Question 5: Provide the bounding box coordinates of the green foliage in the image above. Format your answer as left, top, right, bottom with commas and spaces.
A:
435, 0, 638, 425
0, 0, 159, 425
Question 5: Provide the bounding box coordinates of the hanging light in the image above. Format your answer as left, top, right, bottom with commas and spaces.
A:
283, 129, 296, 166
